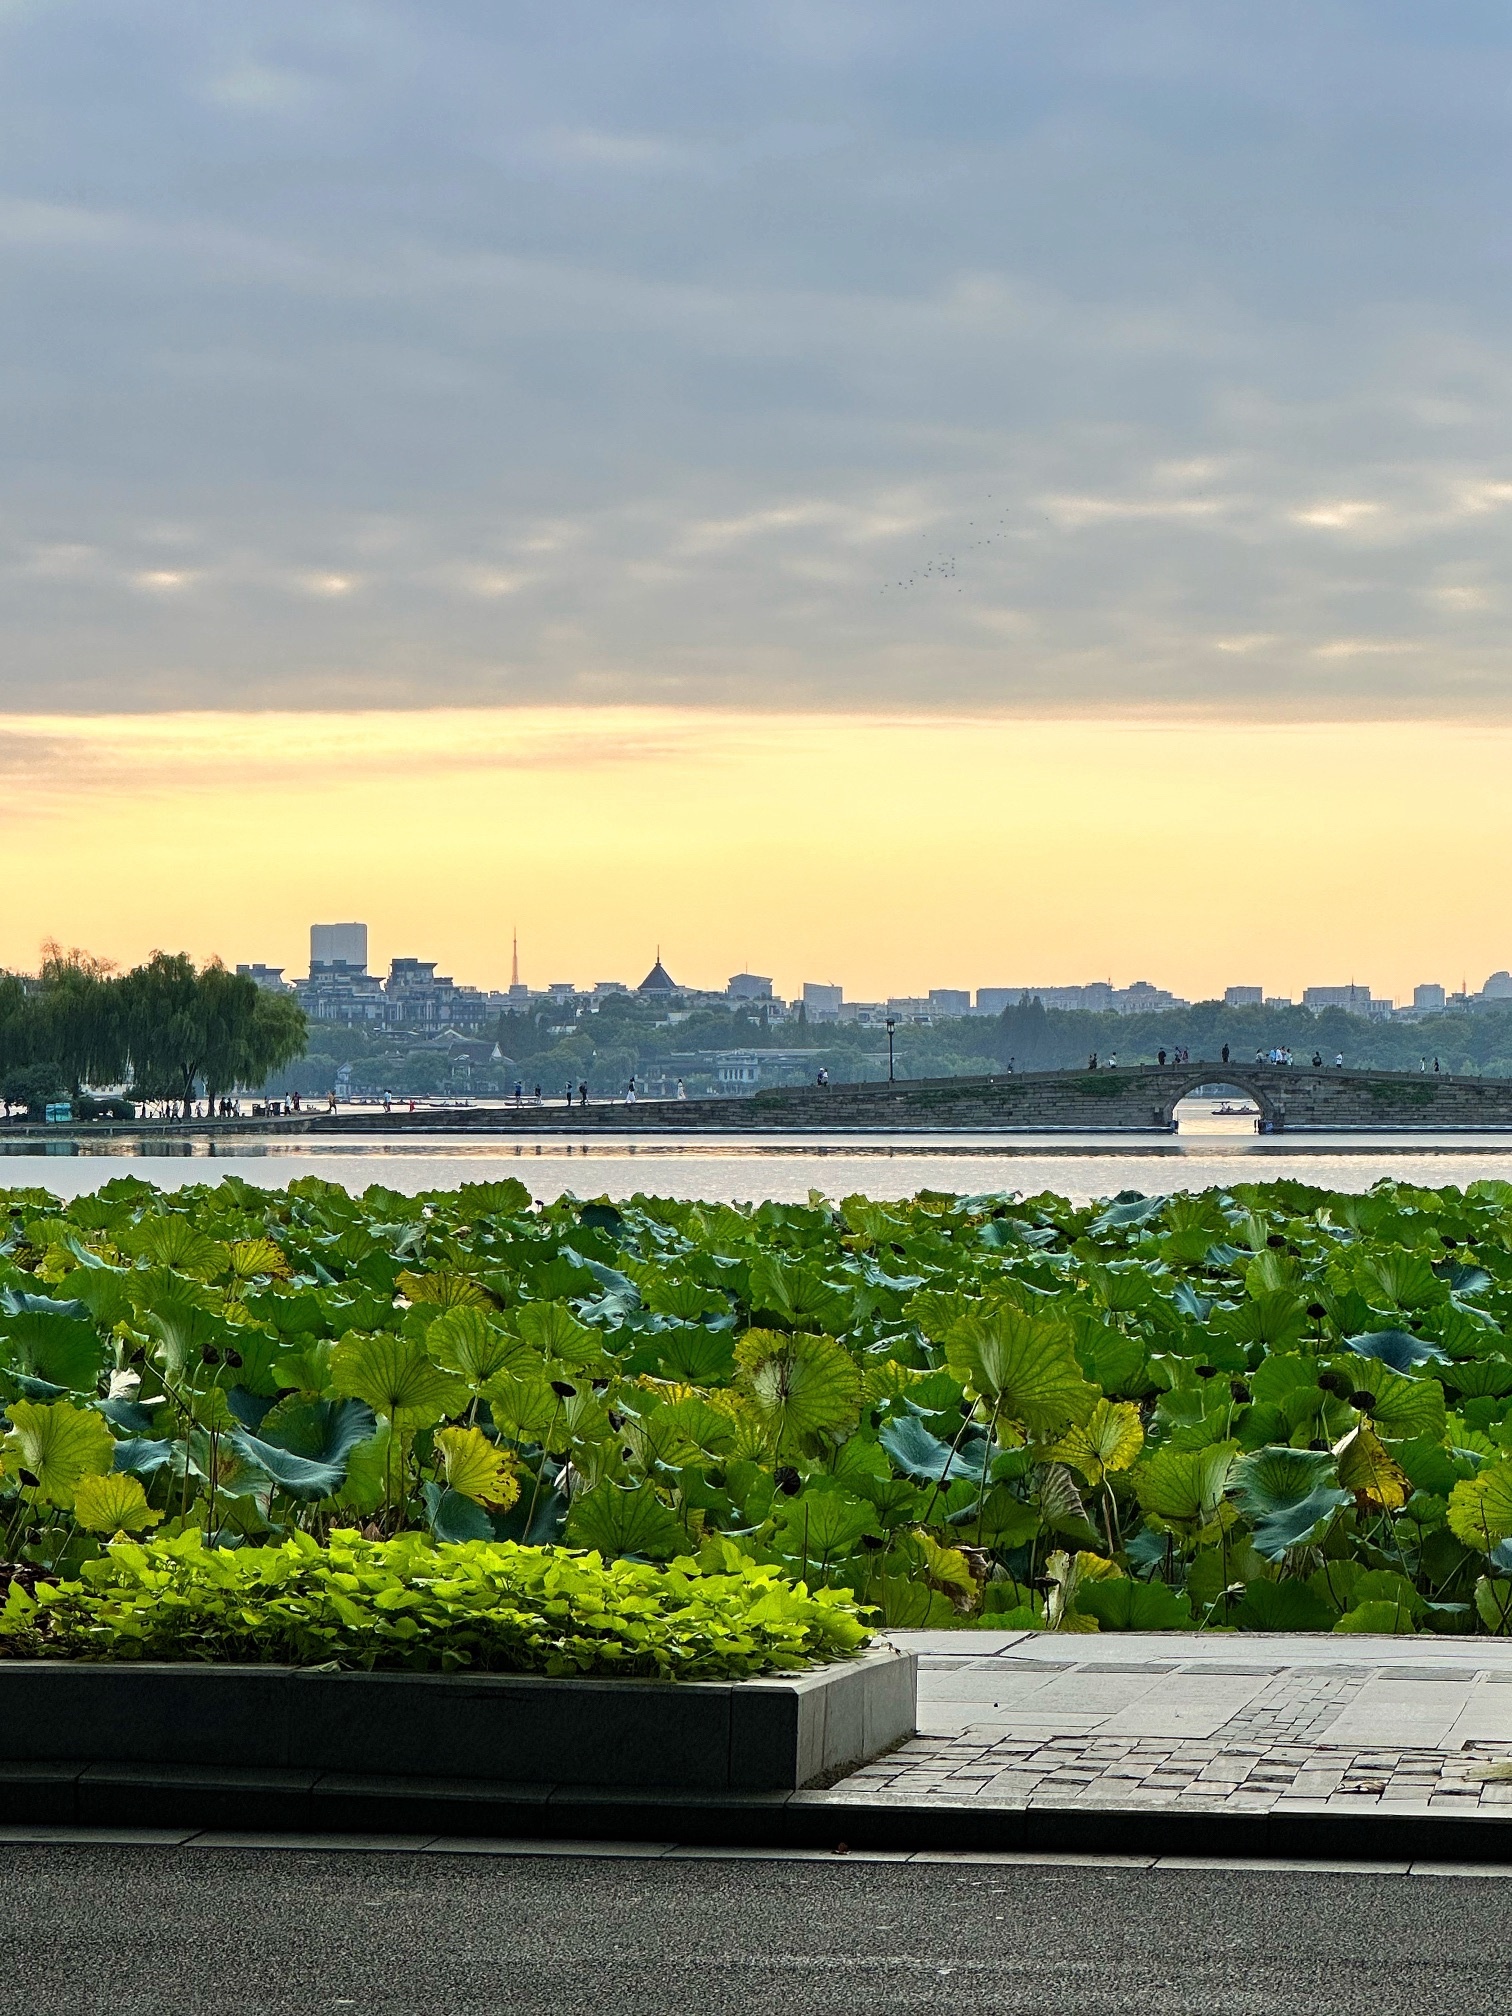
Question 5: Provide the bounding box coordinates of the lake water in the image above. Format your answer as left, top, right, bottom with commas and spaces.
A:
4, 1106, 1512, 1205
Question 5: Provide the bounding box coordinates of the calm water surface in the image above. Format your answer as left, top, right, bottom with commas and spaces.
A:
4, 1107, 1512, 1204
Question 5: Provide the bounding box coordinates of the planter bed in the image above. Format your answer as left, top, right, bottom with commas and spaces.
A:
0, 1642, 916, 1835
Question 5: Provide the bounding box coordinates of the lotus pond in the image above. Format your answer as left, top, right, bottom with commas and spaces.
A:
4, 1170, 1512, 1651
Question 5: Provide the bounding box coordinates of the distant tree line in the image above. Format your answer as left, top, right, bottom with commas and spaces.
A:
0, 947, 307, 1118
989, 995, 1512, 1077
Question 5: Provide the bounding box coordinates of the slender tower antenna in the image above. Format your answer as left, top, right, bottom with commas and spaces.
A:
511, 928, 519, 990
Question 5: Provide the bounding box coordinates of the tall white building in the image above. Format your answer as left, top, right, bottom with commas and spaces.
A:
310, 922, 368, 971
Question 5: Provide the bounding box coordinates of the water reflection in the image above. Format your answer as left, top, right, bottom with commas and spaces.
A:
2, 1102, 1511, 1205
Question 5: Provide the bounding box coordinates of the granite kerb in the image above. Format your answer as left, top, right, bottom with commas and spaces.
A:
0, 1643, 916, 1798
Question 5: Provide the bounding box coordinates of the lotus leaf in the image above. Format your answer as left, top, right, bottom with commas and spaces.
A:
565, 1480, 688, 1560
72, 1471, 161, 1534
433, 1425, 520, 1509
942, 1306, 1097, 1437
330, 1333, 468, 1429
1, 1397, 115, 1507
735, 1329, 862, 1447
1229, 1446, 1351, 1559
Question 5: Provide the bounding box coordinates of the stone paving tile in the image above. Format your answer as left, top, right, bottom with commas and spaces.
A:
880, 1641, 1512, 1825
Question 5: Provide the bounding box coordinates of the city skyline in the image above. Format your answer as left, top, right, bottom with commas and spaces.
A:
5, 8, 1512, 1010
2, 709, 1509, 1003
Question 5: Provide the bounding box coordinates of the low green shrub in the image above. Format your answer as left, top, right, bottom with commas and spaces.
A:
0, 1528, 872, 1679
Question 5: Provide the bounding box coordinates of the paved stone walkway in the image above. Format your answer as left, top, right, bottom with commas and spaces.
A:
839, 1632, 1512, 1821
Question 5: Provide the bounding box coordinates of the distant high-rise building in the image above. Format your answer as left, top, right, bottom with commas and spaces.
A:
803, 982, 843, 1014
1483, 971, 1512, 1001
727, 972, 774, 1001
1413, 983, 1447, 1012
1303, 984, 1376, 1012
977, 980, 1186, 1016
1224, 985, 1263, 1007
928, 988, 972, 1015
236, 964, 292, 995
310, 922, 368, 972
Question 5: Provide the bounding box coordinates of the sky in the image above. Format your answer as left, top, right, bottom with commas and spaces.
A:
4, 2, 1511, 995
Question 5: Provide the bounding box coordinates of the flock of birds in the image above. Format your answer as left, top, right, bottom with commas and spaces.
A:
878, 493, 1023, 596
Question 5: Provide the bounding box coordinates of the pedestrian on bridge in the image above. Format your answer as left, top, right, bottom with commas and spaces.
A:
1335, 1052, 1344, 1068
1221, 1043, 1229, 1064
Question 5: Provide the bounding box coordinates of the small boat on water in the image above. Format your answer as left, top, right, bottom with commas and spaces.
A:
1211, 1102, 1258, 1117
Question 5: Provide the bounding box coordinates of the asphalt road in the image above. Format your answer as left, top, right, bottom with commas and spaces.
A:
4, 1846, 1510, 2016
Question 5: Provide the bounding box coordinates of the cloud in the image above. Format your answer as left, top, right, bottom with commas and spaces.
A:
2, 3, 1512, 715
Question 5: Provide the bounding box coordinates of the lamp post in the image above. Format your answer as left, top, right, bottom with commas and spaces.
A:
885, 1015, 896, 1084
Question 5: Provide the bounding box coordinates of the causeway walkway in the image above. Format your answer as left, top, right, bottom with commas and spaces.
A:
844, 1631, 1512, 1825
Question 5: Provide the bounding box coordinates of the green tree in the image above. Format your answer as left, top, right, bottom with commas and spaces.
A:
124, 955, 307, 1117
36, 944, 127, 1093
1, 1060, 66, 1117
122, 952, 201, 1115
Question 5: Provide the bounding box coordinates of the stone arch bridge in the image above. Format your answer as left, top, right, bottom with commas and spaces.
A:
295, 1062, 1512, 1134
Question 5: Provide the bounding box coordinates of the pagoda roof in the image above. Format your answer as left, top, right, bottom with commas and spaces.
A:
638, 957, 678, 993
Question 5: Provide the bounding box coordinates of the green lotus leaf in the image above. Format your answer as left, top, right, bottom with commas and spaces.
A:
273, 1338, 337, 1395
1229, 1446, 1351, 1559
564, 1480, 687, 1560
513, 1301, 599, 1365
0, 1310, 108, 1393
879, 1413, 986, 1485
123, 1216, 230, 1281
943, 1306, 1097, 1437
1354, 1251, 1445, 1312
329, 1332, 468, 1429
1247, 1355, 1321, 1406
746, 1255, 854, 1335
1215, 1290, 1309, 1351
734, 1329, 862, 1449
1333, 1358, 1446, 1442
454, 1178, 531, 1217
637, 1274, 726, 1323
771, 1486, 879, 1563
1445, 1358, 1512, 1400
1074, 1576, 1193, 1631
425, 1305, 535, 1387
1230, 1579, 1338, 1630
483, 1373, 564, 1446
654, 1327, 737, 1385
1131, 1443, 1238, 1531
1334, 1597, 1417, 1635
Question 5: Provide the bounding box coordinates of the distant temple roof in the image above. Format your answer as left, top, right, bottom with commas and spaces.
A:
639, 956, 678, 993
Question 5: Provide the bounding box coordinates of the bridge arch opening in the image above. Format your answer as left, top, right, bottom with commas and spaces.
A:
1165, 1072, 1279, 1132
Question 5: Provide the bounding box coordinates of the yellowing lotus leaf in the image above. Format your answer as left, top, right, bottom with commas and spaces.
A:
1053, 1398, 1144, 1485
434, 1426, 520, 1509
2, 1398, 115, 1508
72, 1471, 162, 1534
397, 1269, 494, 1311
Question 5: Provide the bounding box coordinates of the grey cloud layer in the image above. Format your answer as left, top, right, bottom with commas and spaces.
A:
4, 0, 1512, 713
